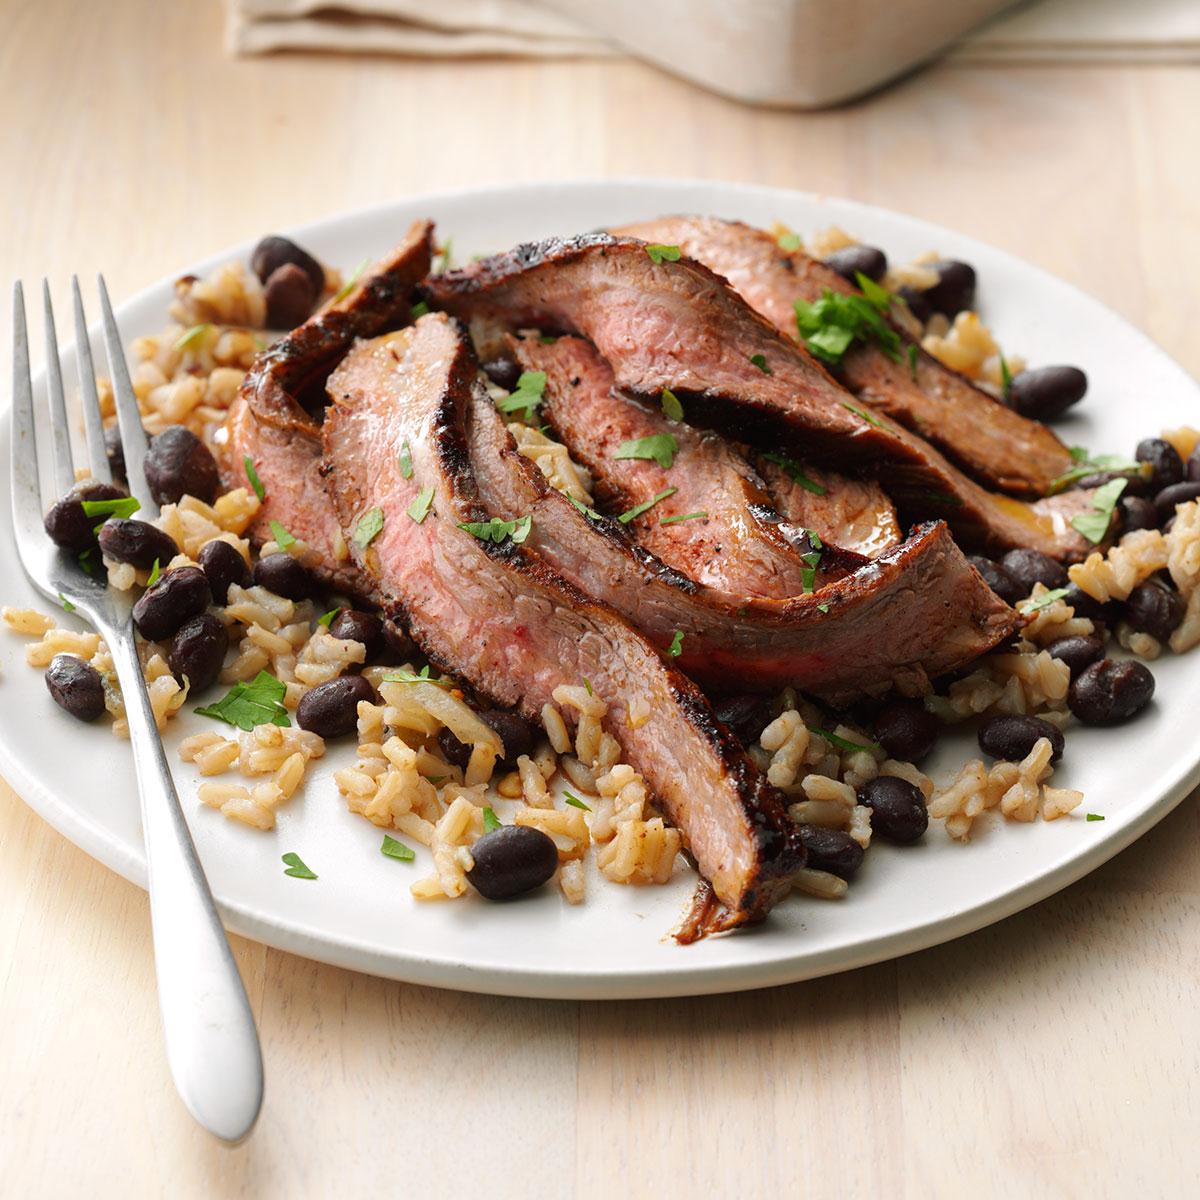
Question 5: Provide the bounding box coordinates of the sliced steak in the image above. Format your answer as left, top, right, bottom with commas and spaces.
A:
222, 219, 434, 596
425, 234, 1094, 560
466, 371, 1020, 702
320, 315, 804, 920
512, 334, 859, 598
615, 216, 1074, 498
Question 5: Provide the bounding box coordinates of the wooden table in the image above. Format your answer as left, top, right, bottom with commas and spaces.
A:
3, 3, 1199, 1194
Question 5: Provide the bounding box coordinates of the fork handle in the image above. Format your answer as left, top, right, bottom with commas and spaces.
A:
109, 628, 264, 1143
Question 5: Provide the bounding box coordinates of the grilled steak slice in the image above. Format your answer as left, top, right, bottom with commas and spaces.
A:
222, 219, 434, 596
615, 216, 1074, 497
426, 234, 1094, 560
512, 334, 859, 597
320, 315, 804, 919
466, 372, 1020, 701
751, 453, 901, 558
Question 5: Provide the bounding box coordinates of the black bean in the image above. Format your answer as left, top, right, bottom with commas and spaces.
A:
977, 714, 1065, 764
1062, 583, 1109, 624
104, 422, 126, 480
132, 565, 210, 641
466, 825, 559, 901
381, 616, 417, 662
1154, 481, 1200, 520
1000, 548, 1068, 594
264, 263, 317, 329
796, 825, 864, 880
1046, 635, 1105, 679
44, 653, 106, 722
1187, 446, 1200, 483
1136, 438, 1184, 493
896, 285, 933, 325
329, 609, 385, 661
198, 538, 251, 604
439, 708, 535, 771
873, 699, 939, 763
967, 555, 1023, 606
1118, 494, 1159, 533
482, 358, 522, 392
924, 260, 976, 317
43, 481, 127, 552
1068, 658, 1155, 726
168, 613, 228, 693
296, 674, 376, 739
252, 552, 316, 600
858, 776, 928, 844
825, 244, 888, 285
1008, 366, 1088, 422
143, 426, 221, 506
713, 694, 773, 746
1075, 469, 1146, 494
250, 234, 325, 296
1124, 580, 1186, 642
97, 519, 179, 569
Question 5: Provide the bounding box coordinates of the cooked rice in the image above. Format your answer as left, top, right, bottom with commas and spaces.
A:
921, 310, 1026, 388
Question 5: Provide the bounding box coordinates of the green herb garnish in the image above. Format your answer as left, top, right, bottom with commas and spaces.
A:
999, 352, 1013, 402
196, 670, 290, 731
1050, 449, 1143, 494
811, 728, 880, 754
777, 231, 802, 252
563, 792, 591, 812
317, 607, 341, 627
645, 244, 682, 264
840, 399, 886, 429
81, 496, 140, 521
352, 506, 385, 549
456, 514, 532, 545
243, 456, 265, 501
660, 510, 707, 525
77, 548, 97, 575
410, 300, 430, 320
281, 852, 317, 880
817, 602, 830, 614
332, 258, 369, 304
146, 558, 161, 587
617, 487, 677, 524
1016, 587, 1070, 615
407, 486, 435, 524
795, 289, 901, 366
583, 677, 593, 696
760, 451, 827, 495
750, 354, 772, 375
381, 665, 452, 688
59, 594, 75, 612
268, 519, 297, 550
437, 240, 453, 272
660, 388, 684, 421
614, 433, 677, 470
482, 807, 502, 833
800, 566, 816, 593
1071, 478, 1127, 545
907, 344, 919, 381
496, 370, 547, 422
174, 323, 211, 351
667, 630, 684, 657
568, 495, 604, 521
1086, 813, 1105, 822
538, 334, 558, 345
398, 439, 414, 480
381, 834, 416, 861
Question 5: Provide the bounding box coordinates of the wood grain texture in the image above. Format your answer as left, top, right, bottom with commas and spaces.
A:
2, 1, 1199, 1195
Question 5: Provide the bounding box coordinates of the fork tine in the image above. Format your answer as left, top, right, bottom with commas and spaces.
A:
97, 273, 157, 517
72, 277, 112, 485
42, 280, 77, 496
10, 282, 46, 563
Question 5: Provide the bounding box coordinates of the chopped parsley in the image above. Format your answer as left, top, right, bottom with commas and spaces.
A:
59, 593, 75, 612
817, 602, 830, 614
174, 323, 211, 351
617, 487, 677, 524
317, 607, 341, 627
750, 354, 773, 375
645, 243, 682, 264
614, 433, 677, 470
77, 548, 97, 576
563, 791, 591, 812
855, 272, 893, 309
496, 370, 546, 422
794, 287, 900, 366
410, 300, 430, 320
800, 566, 816, 593
907, 344, 919, 381
352, 506, 385, 549
381, 834, 416, 861
777, 231, 802, 253
81, 496, 140, 521
667, 630, 684, 657
268, 519, 297, 550
583, 677, 593, 696
196, 670, 290, 731
1086, 813, 1105, 822
332, 258, 368, 304
437, 240, 453, 272
382, 665, 452, 689
660, 388, 684, 421
456, 514, 532, 545
281, 852, 317, 880
999, 352, 1013, 402
146, 558, 161, 587
398, 439, 414, 480
760, 451, 827, 495
407, 486, 435, 524
660, 510, 707, 525
482, 807, 502, 833
1050, 449, 1144, 494
805, 529, 824, 550
568, 495, 604, 521
811, 728, 881, 754
243, 455, 266, 500
840, 399, 886, 429
1071, 478, 1127, 545
538, 334, 558, 345
1017, 587, 1070, 615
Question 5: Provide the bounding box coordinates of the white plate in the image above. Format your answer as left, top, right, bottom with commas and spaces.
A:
4, 179, 1199, 1000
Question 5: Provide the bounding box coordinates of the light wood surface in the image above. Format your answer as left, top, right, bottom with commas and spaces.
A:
3, 2, 1199, 1196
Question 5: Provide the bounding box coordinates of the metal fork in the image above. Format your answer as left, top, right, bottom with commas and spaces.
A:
10, 279, 263, 1143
